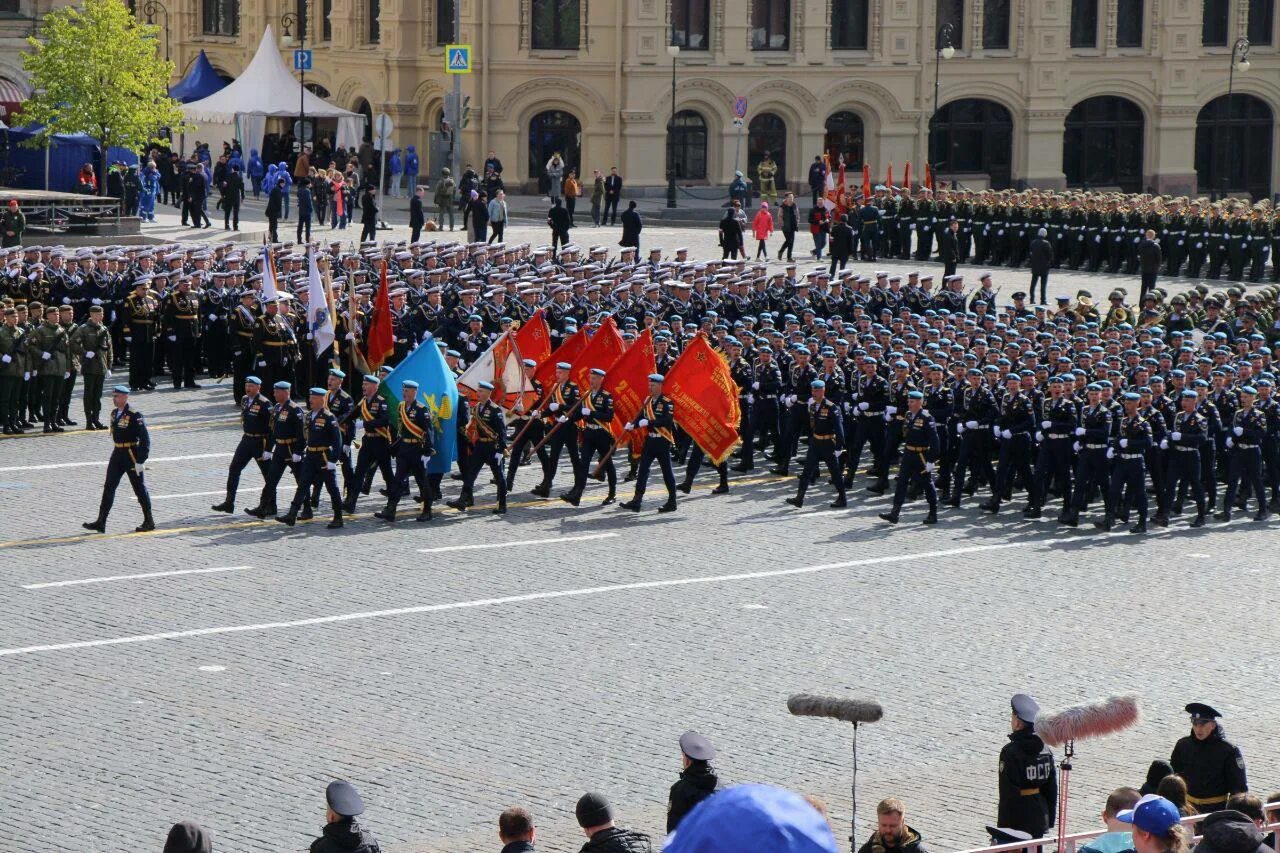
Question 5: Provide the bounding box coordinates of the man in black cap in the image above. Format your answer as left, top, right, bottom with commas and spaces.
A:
575, 792, 652, 852
310, 780, 382, 853
997, 693, 1057, 839
1170, 702, 1248, 812
667, 731, 719, 832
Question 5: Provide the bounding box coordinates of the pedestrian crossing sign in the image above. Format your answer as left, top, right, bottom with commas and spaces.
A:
446, 44, 472, 74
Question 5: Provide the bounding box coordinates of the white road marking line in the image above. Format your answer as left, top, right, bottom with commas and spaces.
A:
0, 452, 231, 473
22, 565, 253, 590
0, 542, 1024, 657
417, 532, 618, 553
152, 491, 225, 501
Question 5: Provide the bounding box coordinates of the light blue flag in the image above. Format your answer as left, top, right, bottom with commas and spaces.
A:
379, 333, 458, 475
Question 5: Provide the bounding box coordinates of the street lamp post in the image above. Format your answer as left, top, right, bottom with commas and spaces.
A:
666, 42, 680, 209
281, 9, 307, 150
929, 22, 955, 191
1217, 36, 1250, 201
142, 0, 169, 62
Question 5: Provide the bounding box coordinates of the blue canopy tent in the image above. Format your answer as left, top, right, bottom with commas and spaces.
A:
0, 125, 138, 192
169, 50, 228, 104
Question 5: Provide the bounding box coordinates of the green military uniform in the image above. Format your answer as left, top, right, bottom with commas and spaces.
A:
0, 309, 25, 433
25, 311, 70, 432
71, 311, 113, 429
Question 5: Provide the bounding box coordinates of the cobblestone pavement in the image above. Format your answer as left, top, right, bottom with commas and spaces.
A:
1, 227, 1277, 852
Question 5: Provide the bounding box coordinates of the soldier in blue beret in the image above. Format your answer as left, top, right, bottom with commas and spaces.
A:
1218, 384, 1269, 522
212, 375, 274, 514
879, 389, 939, 524
784, 378, 846, 509
620, 374, 679, 512
344, 374, 396, 515
82, 385, 155, 533
247, 380, 306, 519
375, 379, 435, 522
278, 387, 345, 528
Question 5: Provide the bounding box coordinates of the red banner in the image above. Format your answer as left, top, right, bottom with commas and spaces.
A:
862, 164, 871, 200
924, 161, 934, 192
568, 316, 625, 394
602, 327, 655, 440
663, 333, 741, 465
513, 309, 552, 369
534, 326, 589, 390
885, 162, 893, 191
902, 161, 911, 191
366, 260, 395, 370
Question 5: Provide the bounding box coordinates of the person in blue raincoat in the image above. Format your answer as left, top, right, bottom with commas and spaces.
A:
405, 145, 419, 194
277, 162, 293, 219
247, 149, 265, 198
138, 161, 160, 222
262, 163, 278, 199
389, 148, 403, 198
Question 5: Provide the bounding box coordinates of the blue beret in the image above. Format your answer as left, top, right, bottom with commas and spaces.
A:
648, 373, 665, 382
893, 359, 909, 369
478, 380, 494, 390
590, 367, 606, 377
362, 374, 379, 383
112, 384, 131, 394
402, 379, 420, 389
907, 390, 924, 400
1086, 383, 1102, 391
468, 313, 482, 322
1181, 389, 1199, 398
1241, 385, 1258, 395
274, 381, 292, 390
1123, 391, 1141, 401
556, 361, 572, 370
446, 349, 461, 357
309, 387, 326, 396
245, 375, 262, 385
329, 368, 346, 379
810, 379, 826, 389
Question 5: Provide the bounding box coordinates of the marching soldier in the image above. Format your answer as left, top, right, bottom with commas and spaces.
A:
27, 304, 69, 433
82, 385, 155, 533
211, 376, 273, 514
1157, 389, 1209, 528
878, 389, 939, 524
448, 380, 508, 514
1217, 384, 1269, 521
247, 380, 305, 519
504, 358, 548, 491
1097, 391, 1152, 533
563, 367, 617, 507
1170, 702, 1247, 812
998, 694, 1057, 839
70, 304, 113, 431
0, 306, 24, 433
374, 378, 435, 523
312, 368, 354, 509
530, 362, 581, 498
277, 386, 344, 528
344, 375, 397, 514
784, 378, 846, 509
620, 373, 679, 513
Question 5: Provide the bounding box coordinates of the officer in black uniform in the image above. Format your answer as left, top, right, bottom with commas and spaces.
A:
998, 693, 1057, 839
212, 375, 272, 513
374, 378, 435, 523
278, 386, 344, 528
531, 362, 580, 498
785, 378, 847, 509
82, 385, 155, 533
344, 374, 396, 515
620, 373, 679, 513
310, 780, 382, 853
449, 380, 508, 514
667, 730, 718, 833
1170, 702, 1248, 813
564, 367, 617, 506
247, 380, 305, 519
1218, 385, 1269, 522
879, 389, 939, 524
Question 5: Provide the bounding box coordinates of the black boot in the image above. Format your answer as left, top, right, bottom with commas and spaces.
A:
245, 505, 273, 518
1253, 508, 1269, 522
1093, 513, 1114, 531
1214, 509, 1231, 522
979, 499, 1000, 514
619, 498, 641, 511
1153, 513, 1169, 528
676, 480, 692, 494
865, 479, 887, 495
491, 501, 507, 515
1129, 517, 1148, 534
327, 508, 343, 529
658, 497, 677, 513
211, 501, 234, 513
878, 510, 900, 524
135, 511, 156, 533
922, 508, 938, 525
446, 498, 468, 512
829, 496, 847, 508
710, 482, 729, 495
415, 502, 433, 522
1189, 512, 1206, 528
600, 490, 616, 506
560, 491, 581, 507
275, 510, 297, 526
373, 505, 396, 522
785, 496, 804, 508
298, 504, 314, 521
82, 517, 106, 533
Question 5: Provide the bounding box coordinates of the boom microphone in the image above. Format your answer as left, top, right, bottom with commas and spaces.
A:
787, 694, 884, 725
1034, 694, 1141, 747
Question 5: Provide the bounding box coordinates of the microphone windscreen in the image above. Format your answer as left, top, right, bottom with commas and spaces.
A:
787, 694, 884, 725
1035, 695, 1141, 747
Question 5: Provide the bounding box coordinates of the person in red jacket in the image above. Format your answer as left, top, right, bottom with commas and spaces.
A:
752, 202, 775, 259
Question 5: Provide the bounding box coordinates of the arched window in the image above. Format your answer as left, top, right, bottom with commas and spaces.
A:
1070, 0, 1098, 47
670, 110, 707, 180
748, 112, 787, 188
531, 0, 580, 50
529, 109, 582, 193
750, 0, 790, 50
354, 98, 373, 143
983, 0, 1010, 49
1249, 0, 1275, 44
929, 98, 1013, 189
1196, 94, 1274, 199
1203, 0, 1228, 45
1063, 96, 1145, 192
201, 0, 238, 35
824, 111, 864, 171
672, 0, 710, 50
832, 0, 869, 50
304, 82, 331, 98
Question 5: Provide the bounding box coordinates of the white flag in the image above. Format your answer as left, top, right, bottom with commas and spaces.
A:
307, 251, 335, 356
260, 245, 280, 303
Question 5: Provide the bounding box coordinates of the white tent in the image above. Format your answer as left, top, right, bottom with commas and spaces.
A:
181, 26, 364, 157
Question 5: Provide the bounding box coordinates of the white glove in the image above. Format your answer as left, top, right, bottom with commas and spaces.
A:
957, 423, 966, 434
258, 360, 266, 367
91, 298, 102, 305
624, 422, 634, 431
1073, 441, 1081, 452
549, 402, 560, 412
63, 371, 70, 379
581, 407, 591, 416
531, 409, 541, 418
1171, 431, 1181, 441
1160, 439, 1169, 450
746, 394, 754, 404
326, 461, 337, 470
84, 351, 95, 359
422, 456, 432, 468
1001, 429, 1012, 440
345, 332, 355, 340
638, 418, 650, 428
1106, 447, 1115, 459
167, 335, 177, 342
291, 453, 301, 463
1074, 426, 1086, 436
0, 355, 9, 364
1041, 420, 1052, 430
494, 452, 503, 463
788, 395, 798, 406
556, 415, 568, 423
965, 420, 979, 430
1227, 437, 1234, 448
208, 313, 218, 322
22, 371, 29, 381
925, 462, 935, 473
466, 342, 477, 351
885, 405, 897, 415
1233, 426, 1244, 436
752, 381, 760, 390
41, 351, 51, 360
858, 401, 870, 411
306, 333, 313, 340
992, 425, 1001, 436
261, 452, 272, 461
1035, 431, 1044, 442
62, 297, 70, 304
124, 337, 132, 343
133, 465, 145, 474
1120, 438, 1128, 448
343, 445, 351, 456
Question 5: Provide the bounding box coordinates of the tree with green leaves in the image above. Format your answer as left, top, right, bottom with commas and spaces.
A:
21, 0, 187, 195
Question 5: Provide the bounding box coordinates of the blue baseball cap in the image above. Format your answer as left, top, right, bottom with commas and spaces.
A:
1117, 795, 1181, 835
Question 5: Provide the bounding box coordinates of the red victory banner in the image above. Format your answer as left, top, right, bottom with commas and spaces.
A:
602, 327, 655, 439
568, 316, 625, 393
366, 260, 395, 370
513, 308, 553, 369
534, 325, 589, 390
663, 333, 742, 465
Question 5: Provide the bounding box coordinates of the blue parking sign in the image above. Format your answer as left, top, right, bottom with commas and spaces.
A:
293, 49, 312, 71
